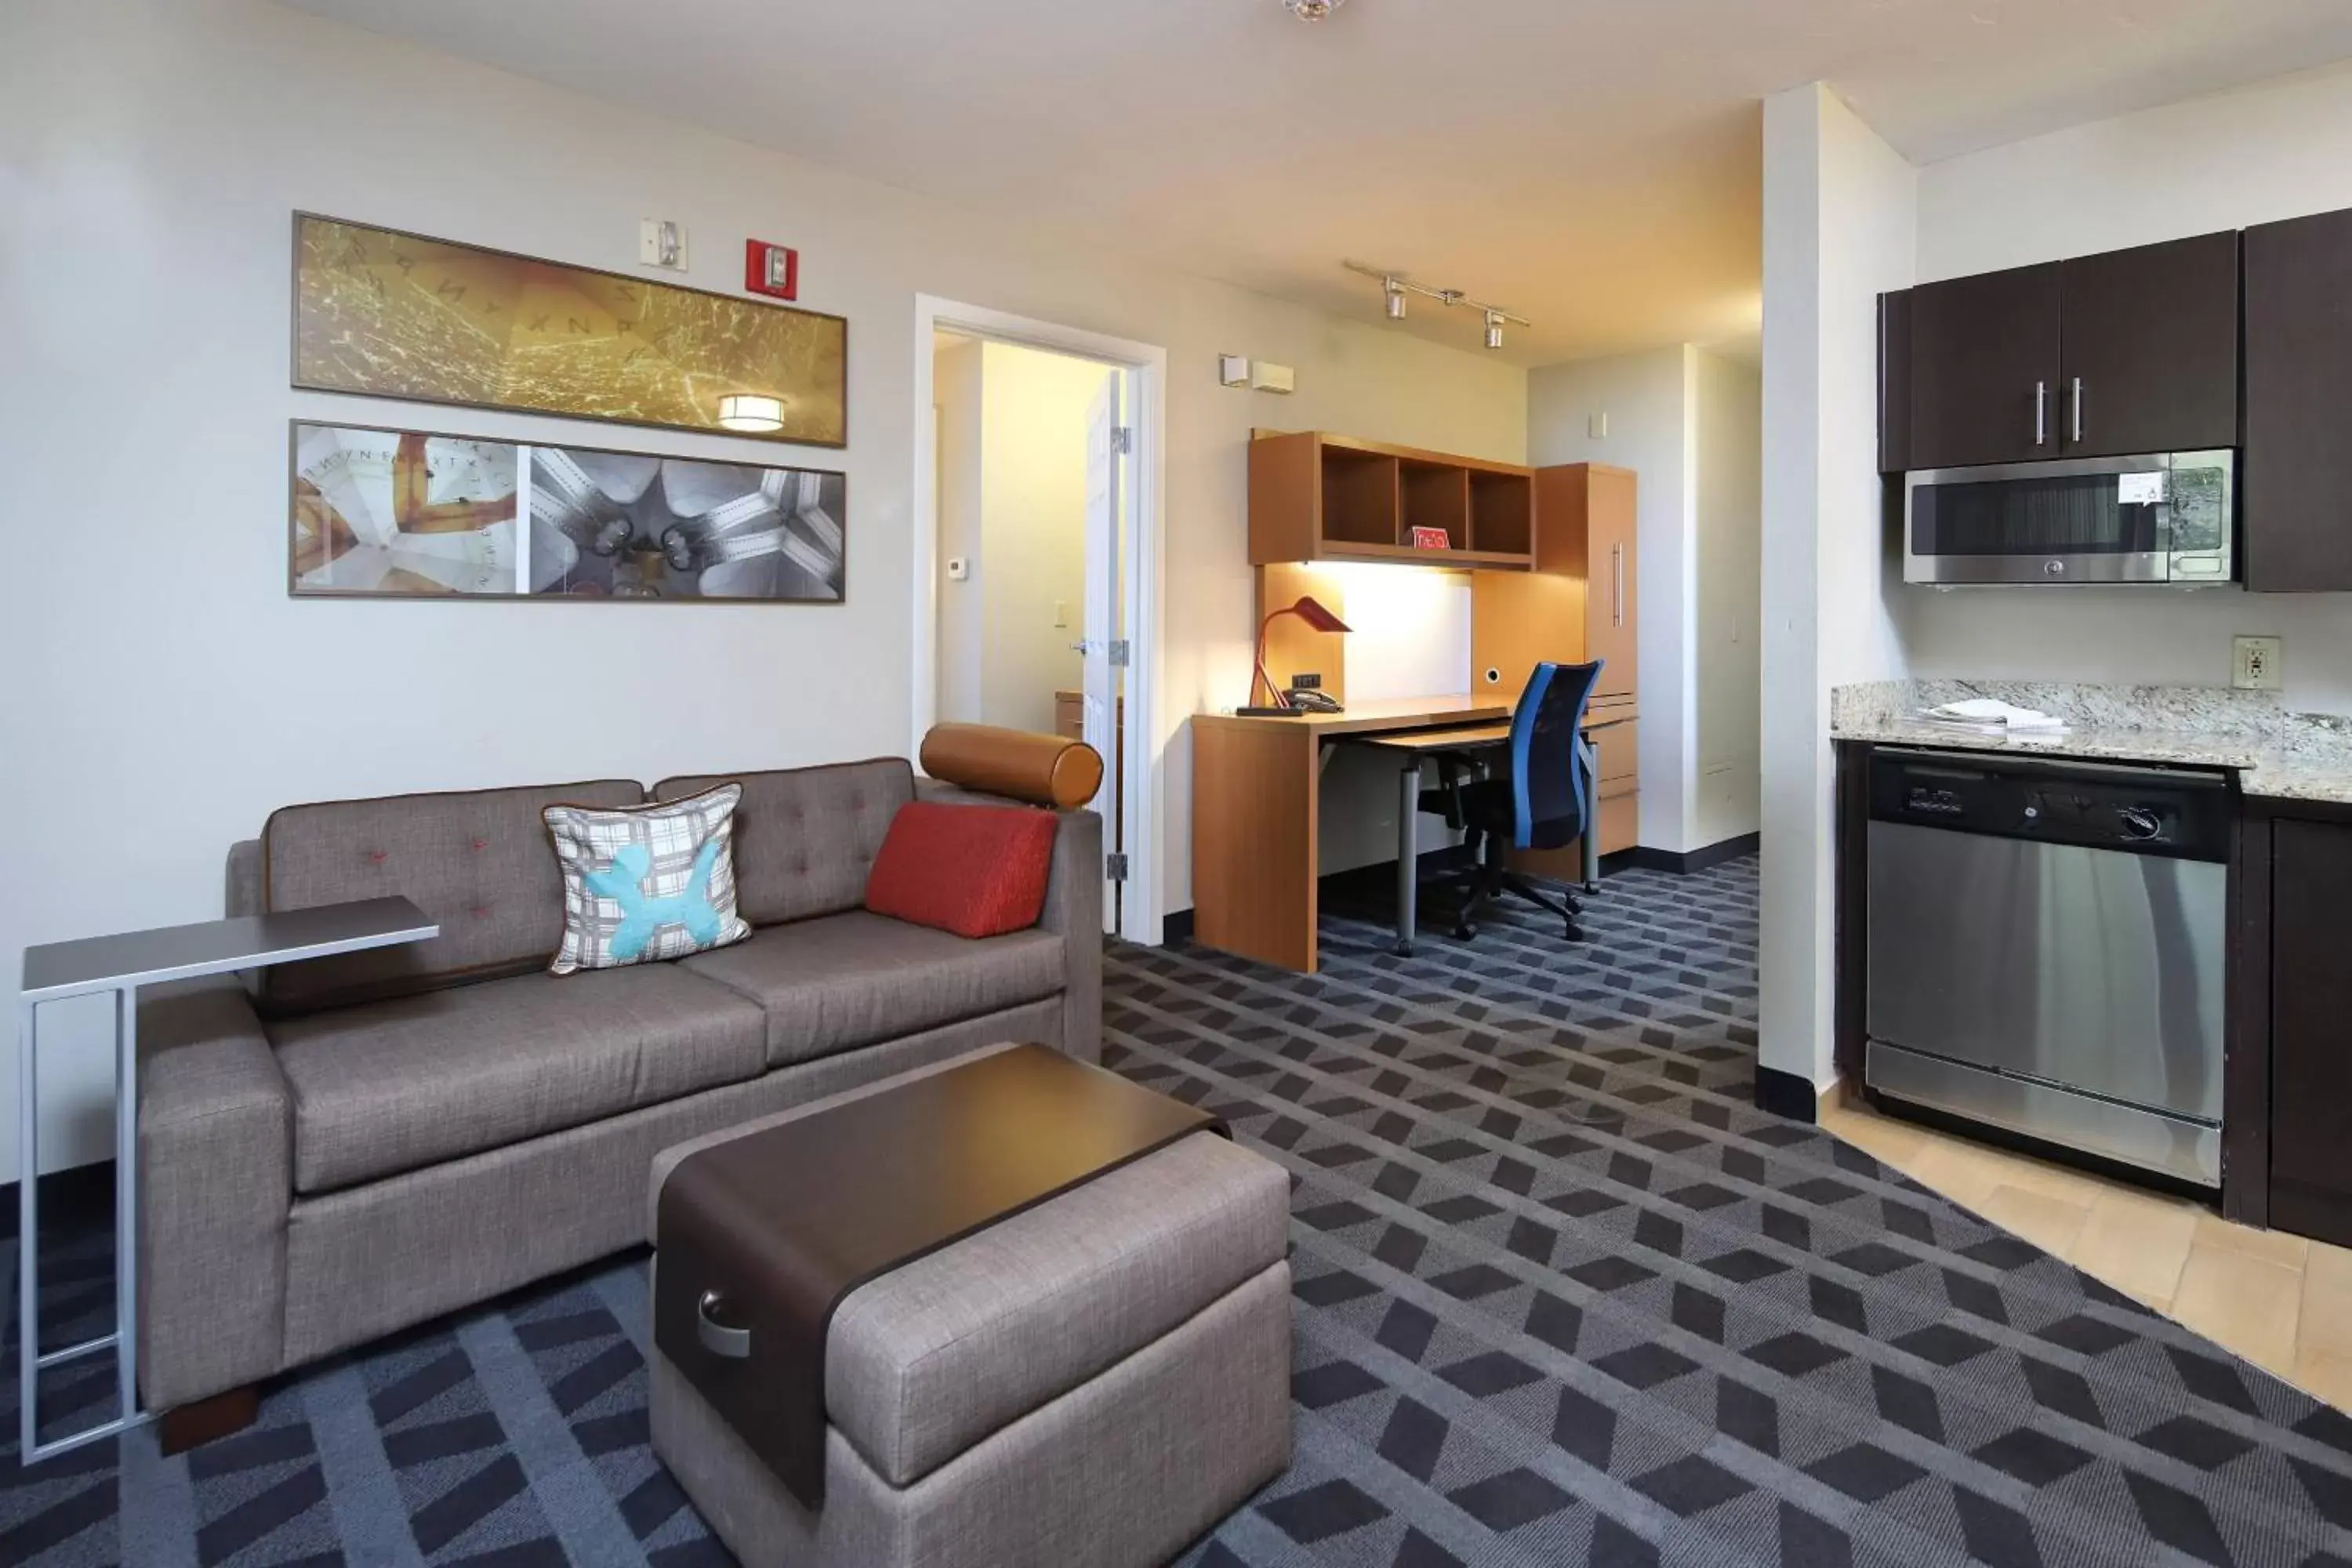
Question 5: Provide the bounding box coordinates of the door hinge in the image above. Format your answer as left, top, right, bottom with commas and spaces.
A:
1106, 852, 1129, 881
1111, 426, 1134, 456
1108, 639, 1131, 667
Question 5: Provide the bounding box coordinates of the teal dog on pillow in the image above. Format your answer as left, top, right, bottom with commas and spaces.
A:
587, 840, 726, 961
543, 782, 750, 974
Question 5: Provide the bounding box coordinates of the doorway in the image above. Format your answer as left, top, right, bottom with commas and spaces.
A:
912, 298, 1165, 945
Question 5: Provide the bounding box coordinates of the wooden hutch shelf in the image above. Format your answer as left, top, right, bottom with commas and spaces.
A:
1249, 431, 1536, 568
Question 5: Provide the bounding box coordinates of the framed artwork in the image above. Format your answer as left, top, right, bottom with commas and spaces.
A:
291, 213, 848, 447
289, 419, 847, 603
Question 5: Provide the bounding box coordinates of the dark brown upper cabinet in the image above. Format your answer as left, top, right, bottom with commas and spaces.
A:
1900, 263, 2062, 470
1880, 232, 2241, 474
2058, 232, 2239, 459
2245, 208, 2352, 593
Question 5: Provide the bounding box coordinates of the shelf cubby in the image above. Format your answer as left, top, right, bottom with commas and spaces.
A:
1248, 431, 1535, 570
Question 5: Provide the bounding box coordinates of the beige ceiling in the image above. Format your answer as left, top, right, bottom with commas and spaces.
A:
281, 0, 2352, 365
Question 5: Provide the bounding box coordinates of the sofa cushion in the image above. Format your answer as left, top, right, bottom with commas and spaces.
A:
653, 760, 913, 927
272, 963, 765, 1194
678, 911, 1065, 1068
863, 801, 1058, 939
260, 779, 644, 1014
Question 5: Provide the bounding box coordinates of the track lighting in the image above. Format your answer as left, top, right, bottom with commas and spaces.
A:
1342, 260, 1531, 351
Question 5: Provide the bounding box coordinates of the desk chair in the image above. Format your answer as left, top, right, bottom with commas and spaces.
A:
1421, 659, 1603, 943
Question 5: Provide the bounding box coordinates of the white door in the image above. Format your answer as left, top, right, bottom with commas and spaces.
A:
1082, 370, 1123, 934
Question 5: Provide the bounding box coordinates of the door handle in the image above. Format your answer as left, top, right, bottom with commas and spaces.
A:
2034, 380, 2048, 446
1069, 640, 1092, 655
2071, 377, 2083, 443
1611, 544, 1624, 628
696, 1290, 751, 1359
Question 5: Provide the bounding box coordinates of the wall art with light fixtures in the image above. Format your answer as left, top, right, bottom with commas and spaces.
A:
292, 214, 848, 447
289, 419, 846, 603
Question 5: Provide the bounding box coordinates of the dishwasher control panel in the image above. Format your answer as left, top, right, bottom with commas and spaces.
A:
1871, 751, 2231, 862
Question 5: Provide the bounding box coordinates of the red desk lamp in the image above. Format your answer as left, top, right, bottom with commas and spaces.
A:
1244, 593, 1352, 715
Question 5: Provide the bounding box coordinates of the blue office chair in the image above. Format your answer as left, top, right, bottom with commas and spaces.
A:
1421, 659, 1603, 942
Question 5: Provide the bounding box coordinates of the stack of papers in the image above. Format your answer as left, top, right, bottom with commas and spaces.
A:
1915, 699, 2071, 736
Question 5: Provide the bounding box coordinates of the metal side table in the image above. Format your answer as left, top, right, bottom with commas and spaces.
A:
16, 897, 436, 1463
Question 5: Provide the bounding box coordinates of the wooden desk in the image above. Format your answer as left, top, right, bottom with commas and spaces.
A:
1194, 699, 1632, 971
1192, 697, 1505, 971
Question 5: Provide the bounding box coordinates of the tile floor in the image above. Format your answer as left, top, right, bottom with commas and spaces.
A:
1819, 1091, 2352, 1412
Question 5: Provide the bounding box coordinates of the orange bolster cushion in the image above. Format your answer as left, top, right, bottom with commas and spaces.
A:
919, 723, 1102, 810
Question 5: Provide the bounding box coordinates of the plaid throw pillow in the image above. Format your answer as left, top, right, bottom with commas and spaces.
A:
544, 784, 752, 974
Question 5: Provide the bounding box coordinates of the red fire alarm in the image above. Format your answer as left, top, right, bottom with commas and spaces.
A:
745, 239, 799, 300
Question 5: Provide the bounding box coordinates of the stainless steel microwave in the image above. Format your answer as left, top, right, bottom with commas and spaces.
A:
1903, 449, 2235, 586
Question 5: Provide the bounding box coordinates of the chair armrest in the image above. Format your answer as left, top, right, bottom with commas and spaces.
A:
138, 977, 291, 1407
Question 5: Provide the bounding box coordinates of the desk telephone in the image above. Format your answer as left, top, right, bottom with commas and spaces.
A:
1283, 687, 1343, 714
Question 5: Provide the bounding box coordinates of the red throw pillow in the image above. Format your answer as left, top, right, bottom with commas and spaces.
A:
865, 801, 1059, 938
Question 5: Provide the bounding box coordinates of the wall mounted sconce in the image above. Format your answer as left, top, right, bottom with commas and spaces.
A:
717, 394, 785, 433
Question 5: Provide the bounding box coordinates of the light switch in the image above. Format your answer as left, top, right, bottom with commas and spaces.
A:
1588, 412, 1609, 439
1054, 600, 1069, 628
638, 219, 688, 270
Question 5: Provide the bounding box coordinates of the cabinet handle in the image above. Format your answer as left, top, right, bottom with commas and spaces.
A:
2034, 381, 2048, 446
1611, 544, 1624, 628
2071, 377, 2084, 443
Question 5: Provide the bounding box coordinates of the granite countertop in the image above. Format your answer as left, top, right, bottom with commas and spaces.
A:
1830, 681, 2352, 806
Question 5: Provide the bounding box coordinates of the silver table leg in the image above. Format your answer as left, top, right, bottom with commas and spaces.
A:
1395, 758, 1420, 956
16, 985, 144, 1465
1580, 735, 1601, 892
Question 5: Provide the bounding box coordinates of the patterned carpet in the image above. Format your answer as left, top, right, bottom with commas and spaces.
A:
8, 855, 2352, 1566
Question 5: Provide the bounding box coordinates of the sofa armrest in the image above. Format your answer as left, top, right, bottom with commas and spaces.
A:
912, 779, 1103, 1062
139, 977, 291, 1407
227, 838, 263, 919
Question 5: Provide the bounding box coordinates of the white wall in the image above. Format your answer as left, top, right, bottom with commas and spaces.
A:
1758, 83, 1917, 1096
0, 0, 1526, 1174
1900, 60, 2352, 717
1528, 344, 1762, 855
1692, 349, 1763, 849
974, 342, 1111, 735
933, 338, 985, 724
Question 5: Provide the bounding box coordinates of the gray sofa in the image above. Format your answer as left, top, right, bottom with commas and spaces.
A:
137, 757, 1101, 1424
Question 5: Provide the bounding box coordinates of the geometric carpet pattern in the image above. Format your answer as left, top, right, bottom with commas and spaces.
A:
7, 856, 2352, 1566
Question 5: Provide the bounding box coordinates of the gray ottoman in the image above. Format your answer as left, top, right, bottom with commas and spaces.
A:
646, 1047, 1294, 1568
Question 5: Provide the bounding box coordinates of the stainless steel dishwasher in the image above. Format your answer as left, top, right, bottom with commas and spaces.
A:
1864, 749, 2231, 1187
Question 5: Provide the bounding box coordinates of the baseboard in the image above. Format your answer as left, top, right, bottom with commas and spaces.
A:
1617, 833, 1761, 876
1753, 1065, 1820, 1123
0, 1159, 116, 1240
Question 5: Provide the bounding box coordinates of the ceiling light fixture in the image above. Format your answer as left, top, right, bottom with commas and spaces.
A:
1283, 0, 1345, 18
1343, 260, 1530, 351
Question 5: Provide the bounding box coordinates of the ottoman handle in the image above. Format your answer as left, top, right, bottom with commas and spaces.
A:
696, 1290, 752, 1359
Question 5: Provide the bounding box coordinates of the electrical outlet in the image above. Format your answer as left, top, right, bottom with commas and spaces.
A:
2234, 635, 2283, 691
